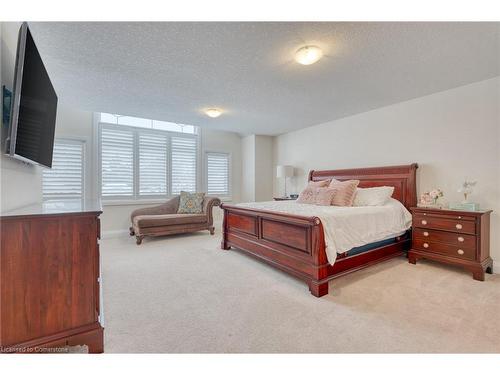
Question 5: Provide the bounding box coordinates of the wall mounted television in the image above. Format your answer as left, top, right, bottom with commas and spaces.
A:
6, 22, 58, 168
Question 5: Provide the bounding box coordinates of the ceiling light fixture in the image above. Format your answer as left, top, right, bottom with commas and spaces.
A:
294, 45, 323, 65
205, 108, 222, 118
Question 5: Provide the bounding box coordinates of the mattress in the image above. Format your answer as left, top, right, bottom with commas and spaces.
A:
237, 198, 412, 264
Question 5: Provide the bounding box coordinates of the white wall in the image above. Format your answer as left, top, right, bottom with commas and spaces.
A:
273, 77, 500, 262
0, 22, 43, 212
241, 134, 274, 202
241, 135, 255, 202
255, 135, 274, 201
54, 106, 96, 201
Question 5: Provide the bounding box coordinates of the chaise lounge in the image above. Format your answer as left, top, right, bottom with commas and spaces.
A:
130, 195, 221, 244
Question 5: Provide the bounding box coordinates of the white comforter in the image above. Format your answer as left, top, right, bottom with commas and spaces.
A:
237, 198, 412, 264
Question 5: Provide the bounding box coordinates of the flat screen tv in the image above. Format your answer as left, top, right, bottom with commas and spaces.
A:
7, 22, 58, 168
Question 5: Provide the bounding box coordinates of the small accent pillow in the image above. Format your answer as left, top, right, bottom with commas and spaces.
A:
328, 179, 360, 206
315, 188, 337, 206
297, 186, 336, 205
308, 179, 330, 187
353, 186, 395, 206
177, 191, 205, 214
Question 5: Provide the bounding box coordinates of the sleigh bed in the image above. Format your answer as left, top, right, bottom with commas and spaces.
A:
220, 164, 418, 297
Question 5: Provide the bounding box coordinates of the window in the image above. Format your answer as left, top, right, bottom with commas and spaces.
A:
42, 139, 85, 201
171, 136, 197, 194
100, 126, 134, 198
98, 113, 199, 201
206, 152, 230, 197
100, 113, 196, 134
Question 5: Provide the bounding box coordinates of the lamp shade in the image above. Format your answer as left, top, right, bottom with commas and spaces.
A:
276, 165, 294, 178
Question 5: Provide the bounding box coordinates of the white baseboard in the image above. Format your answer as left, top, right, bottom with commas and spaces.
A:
101, 229, 129, 239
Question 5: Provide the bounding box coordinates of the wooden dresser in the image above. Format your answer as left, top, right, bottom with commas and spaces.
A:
409, 207, 493, 281
0, 200, 104, 353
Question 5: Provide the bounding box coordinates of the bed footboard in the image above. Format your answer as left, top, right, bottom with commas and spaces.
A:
220, 203, 331, 296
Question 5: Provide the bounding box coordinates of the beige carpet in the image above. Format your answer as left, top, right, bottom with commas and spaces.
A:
101, 226, 500, 353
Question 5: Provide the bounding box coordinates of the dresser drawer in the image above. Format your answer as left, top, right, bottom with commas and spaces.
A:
413, 228, 476, 249
413, 238, 475, 260
413, 213, 476, 234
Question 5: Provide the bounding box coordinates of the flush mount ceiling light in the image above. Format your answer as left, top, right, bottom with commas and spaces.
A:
294, 45, 323, 65
205, 108, 222, 118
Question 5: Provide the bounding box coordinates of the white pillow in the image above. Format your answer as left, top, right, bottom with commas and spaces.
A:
353, 186, 395, 206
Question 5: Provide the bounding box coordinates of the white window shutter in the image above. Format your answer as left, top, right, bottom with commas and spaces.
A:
42, 139, 84, 200
138, 132, 168, 196
171, 136, 197, 194
101, 126, 134, 197
206, 152, 229, 196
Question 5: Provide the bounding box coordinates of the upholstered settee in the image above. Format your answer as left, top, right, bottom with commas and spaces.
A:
129, 195, 221, 244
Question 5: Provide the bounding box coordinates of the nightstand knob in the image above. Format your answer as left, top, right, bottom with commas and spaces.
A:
458, 236, 464, 242
457, 249, 464, 255
423, 231, 429, 237
458, 216, 462, 219
456, 224, 463, 230
423, 242, 429, 248
421, 220, 427, 225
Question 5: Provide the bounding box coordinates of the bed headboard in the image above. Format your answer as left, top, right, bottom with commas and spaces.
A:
308, 164, 418, 209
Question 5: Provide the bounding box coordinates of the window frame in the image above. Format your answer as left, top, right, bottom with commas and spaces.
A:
96, 114, 201, 205
204, 150, 232, 201
42, 137, 87, 202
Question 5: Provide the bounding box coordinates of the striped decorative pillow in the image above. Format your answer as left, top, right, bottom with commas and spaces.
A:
328, 179, 360, 206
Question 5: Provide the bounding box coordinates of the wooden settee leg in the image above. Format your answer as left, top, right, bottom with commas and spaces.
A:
309, 280, 329, 297
129, 227, 135, 236
209, 226, 215, 235
136, 235, 144, 245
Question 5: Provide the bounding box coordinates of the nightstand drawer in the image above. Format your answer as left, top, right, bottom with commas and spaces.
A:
413, 228, 476, 249
413, 214, 476, 234
413, 239, 475, 260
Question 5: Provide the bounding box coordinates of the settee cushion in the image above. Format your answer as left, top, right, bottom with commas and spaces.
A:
134, 213, 207, 228
177, 191, 205, 214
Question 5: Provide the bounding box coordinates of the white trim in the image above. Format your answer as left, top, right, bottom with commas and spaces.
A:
92, 112, 101, 201
102, 199, 168, 206
101, 229, 129, 239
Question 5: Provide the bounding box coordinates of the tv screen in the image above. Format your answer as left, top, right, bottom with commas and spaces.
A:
9, 22, 58, 168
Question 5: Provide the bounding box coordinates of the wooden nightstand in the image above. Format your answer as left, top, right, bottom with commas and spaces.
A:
408, 207, 493, 281
273, 197, 297, 201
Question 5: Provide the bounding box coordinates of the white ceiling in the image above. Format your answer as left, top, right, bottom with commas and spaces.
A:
29, 22, 500, 135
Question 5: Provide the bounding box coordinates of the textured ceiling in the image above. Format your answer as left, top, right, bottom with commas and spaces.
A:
28, 22, 500, 135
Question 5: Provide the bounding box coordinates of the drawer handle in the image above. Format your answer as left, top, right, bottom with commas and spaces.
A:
421, 220, 427, 225
423, 231, 429, 237
457, 249, 464, 255
423, 242, 429, 248
458, 236, 464, 242
456, 224, 463, 230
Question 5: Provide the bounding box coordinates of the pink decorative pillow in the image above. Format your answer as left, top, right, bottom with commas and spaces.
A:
297, 186, 317, 204
308, 179, 330, 187
297, 186, 336, 205
328, 179, 360, 206
315, 188, 336, 206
